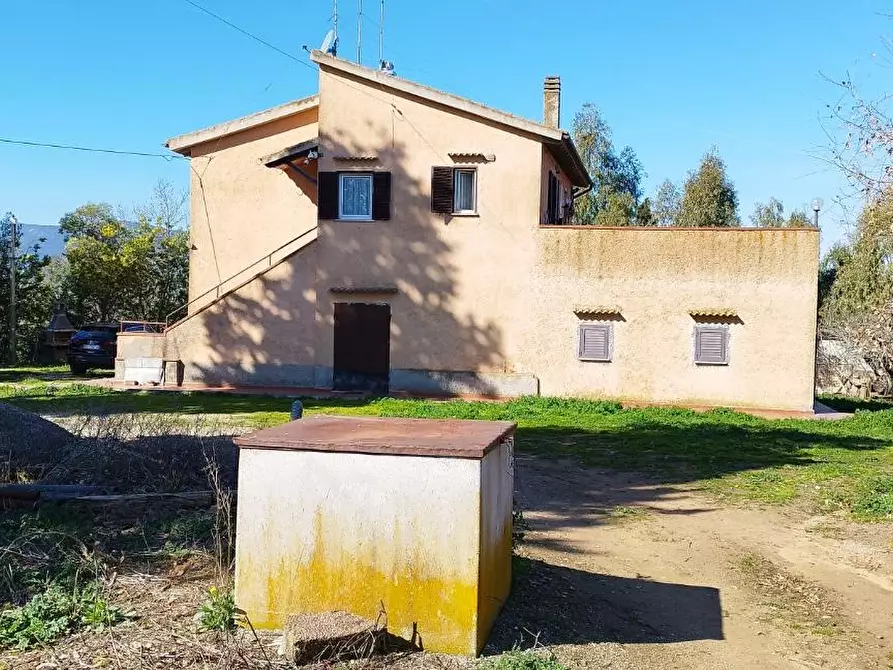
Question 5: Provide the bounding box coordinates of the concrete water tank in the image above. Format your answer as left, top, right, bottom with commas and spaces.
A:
233, 415, 515, 655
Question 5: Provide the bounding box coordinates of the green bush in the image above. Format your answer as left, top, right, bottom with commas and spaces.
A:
0, 582, 124, 650
852, 476, 893, 520
479, 649, 569, 670
197, 586, 236, 632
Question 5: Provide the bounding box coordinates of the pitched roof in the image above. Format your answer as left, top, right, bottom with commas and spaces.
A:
166, 95, 319, 155
311, 51, 591, 188
164, 55, 591, 189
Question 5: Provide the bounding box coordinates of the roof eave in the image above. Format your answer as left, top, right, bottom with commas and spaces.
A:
546, 134, 591, 189
166, 94, 320, 155
311, 50, 565, 142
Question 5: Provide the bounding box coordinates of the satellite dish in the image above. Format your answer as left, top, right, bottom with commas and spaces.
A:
320, 30, 338, 56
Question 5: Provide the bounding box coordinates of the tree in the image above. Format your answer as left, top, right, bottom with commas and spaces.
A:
653, 179, 680, 226
59, 202, 120, 242
0, 213, 54, 362
750, 197, 813, 228
818, 241, 852, 309
635, 198, 654, 227
571, 104, 645, 226
825, 62, 893, 197
822, 188, 893, 392
58, 181, 189, 324
676, 150, 740, 227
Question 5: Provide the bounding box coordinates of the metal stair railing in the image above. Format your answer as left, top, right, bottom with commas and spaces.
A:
164, 226, 318, 330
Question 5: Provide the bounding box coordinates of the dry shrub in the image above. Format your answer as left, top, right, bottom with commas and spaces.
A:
40, 413, 240, 493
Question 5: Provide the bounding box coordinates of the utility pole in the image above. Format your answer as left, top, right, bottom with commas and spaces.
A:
7, 214, 17, 365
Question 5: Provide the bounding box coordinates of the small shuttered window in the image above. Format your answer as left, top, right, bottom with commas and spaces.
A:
694, 326, 729, 365
578, 323, 612, 362
431, 166, 456, 213
432, 166, 479, 214
317, 171, 391, 221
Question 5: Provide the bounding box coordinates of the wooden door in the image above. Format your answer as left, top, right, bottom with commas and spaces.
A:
333, 302, 391, 393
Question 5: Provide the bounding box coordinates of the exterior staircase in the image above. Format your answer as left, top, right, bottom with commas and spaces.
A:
116, 227, 318, 387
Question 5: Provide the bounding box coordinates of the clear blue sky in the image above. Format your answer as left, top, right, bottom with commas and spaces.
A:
1, 0, 889, 252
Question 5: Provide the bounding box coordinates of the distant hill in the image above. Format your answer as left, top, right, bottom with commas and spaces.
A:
19, 224, 65, 257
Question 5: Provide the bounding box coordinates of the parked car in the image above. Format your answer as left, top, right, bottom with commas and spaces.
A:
67, 323, 119, 374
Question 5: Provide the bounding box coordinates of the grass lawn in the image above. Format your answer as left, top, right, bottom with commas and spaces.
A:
2, 373, 892, 521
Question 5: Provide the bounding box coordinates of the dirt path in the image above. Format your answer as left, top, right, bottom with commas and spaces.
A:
488, 456, 893, 669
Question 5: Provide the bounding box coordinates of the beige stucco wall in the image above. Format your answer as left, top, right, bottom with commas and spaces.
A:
160, 242, 319, 386
130, 62, 820, 410
523, 227, 819, 411
314, 63, 544, 376
234, 445, 511, 655
187, 108, 319, 311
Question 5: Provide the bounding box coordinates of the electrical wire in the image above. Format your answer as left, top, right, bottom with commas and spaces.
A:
182, 0, 316, 71
0, 137, 186, 160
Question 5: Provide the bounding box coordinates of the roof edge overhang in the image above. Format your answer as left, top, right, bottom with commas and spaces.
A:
311, 51, 591, 188
166, 94, 320, 156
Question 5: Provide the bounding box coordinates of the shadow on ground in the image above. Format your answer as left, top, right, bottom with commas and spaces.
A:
818, 394, 893, 413
486, 556, 722, 653
0, 369, 113, 383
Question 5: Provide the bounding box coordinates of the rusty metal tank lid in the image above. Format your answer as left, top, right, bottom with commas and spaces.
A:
234, 415, 516, 459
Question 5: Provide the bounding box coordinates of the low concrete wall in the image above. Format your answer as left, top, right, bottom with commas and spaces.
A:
116, 333, 165, 361
235, 447, 508, 654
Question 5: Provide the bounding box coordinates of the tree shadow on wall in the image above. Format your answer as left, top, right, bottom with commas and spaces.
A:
184, 129, 506, 396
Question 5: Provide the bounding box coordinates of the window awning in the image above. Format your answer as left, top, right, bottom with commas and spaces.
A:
574, 306, 622, 317
689, 309, 738, 318
262, 138, 320, 168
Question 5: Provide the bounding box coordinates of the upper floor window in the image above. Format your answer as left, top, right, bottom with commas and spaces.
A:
318, 171, 391, 221
432, 166, 478, 215
339, 174, 373, 221
453, 168, 477, 214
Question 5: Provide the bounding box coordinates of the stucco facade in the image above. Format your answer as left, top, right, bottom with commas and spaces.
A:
117, 52, 820, 412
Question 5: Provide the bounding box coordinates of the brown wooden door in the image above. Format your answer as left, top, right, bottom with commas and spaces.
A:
333, 302, 391, 393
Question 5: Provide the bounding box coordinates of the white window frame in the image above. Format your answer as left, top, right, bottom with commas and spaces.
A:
452, 168, 477, 215
338, 173, 373, 221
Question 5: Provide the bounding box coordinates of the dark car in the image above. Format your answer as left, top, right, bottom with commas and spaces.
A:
67, 323, 119, 374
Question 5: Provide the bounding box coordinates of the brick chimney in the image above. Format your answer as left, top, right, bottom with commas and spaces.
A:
543, 76, 561, 129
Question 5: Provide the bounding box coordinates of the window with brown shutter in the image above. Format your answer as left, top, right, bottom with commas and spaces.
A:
546, 171, 560, 224
432, 167, 478, 214
578, 323, 613, 362
372, 172, 391, 220
694, 326, 729, 365
318, 171, 391, 221
431, 166, 455, 213
318, 172, 338, 220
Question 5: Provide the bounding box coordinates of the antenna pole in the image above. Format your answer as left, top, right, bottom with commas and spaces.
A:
333, 0, 338, 38
356, 0, 363, 63
379, 0, 384, 64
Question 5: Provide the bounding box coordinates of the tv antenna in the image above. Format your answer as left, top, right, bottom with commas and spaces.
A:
379, 0, 384, 64
356, 0, 363, 63
305, 1, 339, 57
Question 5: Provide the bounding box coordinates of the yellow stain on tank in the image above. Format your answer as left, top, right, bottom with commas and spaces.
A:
476, 515, 512, 653
238, 509, 481, 655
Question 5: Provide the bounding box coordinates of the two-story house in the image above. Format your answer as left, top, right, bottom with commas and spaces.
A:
117, 51, 820, 413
